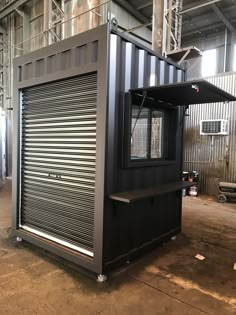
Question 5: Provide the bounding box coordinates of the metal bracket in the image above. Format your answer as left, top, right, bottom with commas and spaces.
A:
178, 49, 191, 64
111, 18, 118, 32
15, 8, 24, 17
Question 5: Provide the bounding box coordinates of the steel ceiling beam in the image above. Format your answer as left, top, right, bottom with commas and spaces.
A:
0, 0, 29, 21
211, 3, 236, 33
182, 25, 223, 39
137, 2, 152, 11
180, 0, 222, 14
113, 0, 149, 24
182, 18, 236, 39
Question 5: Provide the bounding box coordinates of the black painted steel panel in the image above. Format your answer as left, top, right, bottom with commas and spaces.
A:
130, 80, 236, 106
109, 181, 195, 203
103, 31, 185, 270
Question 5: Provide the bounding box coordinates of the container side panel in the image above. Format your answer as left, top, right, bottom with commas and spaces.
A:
104, 33, 185, 268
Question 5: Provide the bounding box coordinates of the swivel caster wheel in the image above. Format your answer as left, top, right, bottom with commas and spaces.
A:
16, 236, 23, 242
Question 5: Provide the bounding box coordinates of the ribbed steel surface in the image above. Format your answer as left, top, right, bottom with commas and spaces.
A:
118, 39, 184, 94
184, 72, 236, 195
20, 73, 97, 254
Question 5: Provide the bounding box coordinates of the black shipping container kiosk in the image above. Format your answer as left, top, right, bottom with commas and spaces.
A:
12, 23, 236, 281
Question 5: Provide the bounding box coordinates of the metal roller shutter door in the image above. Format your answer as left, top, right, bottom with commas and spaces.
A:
20, 72, 97, 257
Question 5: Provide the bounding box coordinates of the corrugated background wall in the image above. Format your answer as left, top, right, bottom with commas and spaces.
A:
184, 72, 236, 196
0, 116, 2, 187
0, 108, 6, 187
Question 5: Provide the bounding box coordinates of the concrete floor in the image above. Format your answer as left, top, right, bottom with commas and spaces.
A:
0, 181, 236, 315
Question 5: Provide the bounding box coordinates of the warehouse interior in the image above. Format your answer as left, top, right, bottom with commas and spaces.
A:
0, 0, 236, 314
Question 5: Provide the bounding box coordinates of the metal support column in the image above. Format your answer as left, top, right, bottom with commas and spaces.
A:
0, 23, 8, 111
0, 31, 4, 109
43, 0, 52, 46
50, 0, 64, 43
152, 0, 164, 55
44, 0, 65, 46
15, 6, 30, 53
0, 22, 8, 183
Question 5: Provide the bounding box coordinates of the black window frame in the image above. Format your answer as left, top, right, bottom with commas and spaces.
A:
122, 92, 178, 168
130, 106, 166, 161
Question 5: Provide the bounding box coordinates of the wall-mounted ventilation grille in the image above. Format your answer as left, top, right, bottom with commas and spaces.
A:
200, 119, 229, 135
20, 73, 97, 257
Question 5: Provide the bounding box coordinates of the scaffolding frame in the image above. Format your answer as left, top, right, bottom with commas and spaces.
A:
163, 0, 183, 55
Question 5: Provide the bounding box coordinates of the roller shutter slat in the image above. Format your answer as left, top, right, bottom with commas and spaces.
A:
20, 73, 97, 256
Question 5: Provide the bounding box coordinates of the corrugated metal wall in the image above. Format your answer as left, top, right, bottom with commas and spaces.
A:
120, 41, 184, 92
184, 72, 236, 195
0, 108, 6, 187
0, 117, 2, 187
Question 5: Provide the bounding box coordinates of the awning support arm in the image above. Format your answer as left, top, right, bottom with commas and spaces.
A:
131, 91, 147, 137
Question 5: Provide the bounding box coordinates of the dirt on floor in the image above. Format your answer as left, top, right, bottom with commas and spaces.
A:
0, 181, 236, 315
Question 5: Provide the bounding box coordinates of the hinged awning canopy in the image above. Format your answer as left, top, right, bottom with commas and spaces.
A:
130, 80, 236, 106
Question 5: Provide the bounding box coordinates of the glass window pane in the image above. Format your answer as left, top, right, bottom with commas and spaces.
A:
151, 111, 163, 159
131, 106, 149, 160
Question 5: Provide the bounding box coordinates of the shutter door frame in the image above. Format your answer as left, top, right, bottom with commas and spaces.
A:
12, 24, 109, 274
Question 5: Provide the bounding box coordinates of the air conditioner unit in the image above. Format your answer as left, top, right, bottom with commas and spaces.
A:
200, 119, 229, 135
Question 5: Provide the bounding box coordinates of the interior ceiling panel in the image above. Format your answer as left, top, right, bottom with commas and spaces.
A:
122, 0, 236, 44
